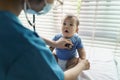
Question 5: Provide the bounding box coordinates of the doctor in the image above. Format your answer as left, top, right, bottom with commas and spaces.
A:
0, 0, 90, 80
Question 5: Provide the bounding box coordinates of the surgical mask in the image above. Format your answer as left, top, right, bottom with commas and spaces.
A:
27, 4, 52, 15
24, 0, 53, 15
23, 0, 53, 33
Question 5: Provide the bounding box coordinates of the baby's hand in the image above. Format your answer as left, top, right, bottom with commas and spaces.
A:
78, 59, 90, 70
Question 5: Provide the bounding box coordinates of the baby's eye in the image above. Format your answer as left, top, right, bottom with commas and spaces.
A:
70, 24, 73, 26
63, 23, 66, 26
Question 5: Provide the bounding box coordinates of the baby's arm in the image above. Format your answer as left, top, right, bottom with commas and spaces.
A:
77, 48, 86, 60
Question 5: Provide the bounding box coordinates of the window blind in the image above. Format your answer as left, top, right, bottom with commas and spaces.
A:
19, 0, 120, 77
19, 0, 120, 56
79, 0, 120, 78
79, 0, 120, 52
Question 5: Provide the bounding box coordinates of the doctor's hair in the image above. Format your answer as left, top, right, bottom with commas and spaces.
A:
29, 0, 43, 2
64, 14, 79, 27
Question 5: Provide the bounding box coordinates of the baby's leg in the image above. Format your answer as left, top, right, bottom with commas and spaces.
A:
53, 53, 58, 62
58, 59, 67, 71
66, 57, 79, 70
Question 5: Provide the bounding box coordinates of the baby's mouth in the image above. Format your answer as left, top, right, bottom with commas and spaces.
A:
64, 30, 69, 33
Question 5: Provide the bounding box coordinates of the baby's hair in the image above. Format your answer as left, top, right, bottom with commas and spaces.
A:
64, 14, 79, 26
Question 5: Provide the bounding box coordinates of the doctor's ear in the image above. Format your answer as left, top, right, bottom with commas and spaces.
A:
46, 0, 54, 4
27, 0, 44, 3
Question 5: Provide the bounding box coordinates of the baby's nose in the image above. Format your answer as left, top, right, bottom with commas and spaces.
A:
64, 25, 69, 28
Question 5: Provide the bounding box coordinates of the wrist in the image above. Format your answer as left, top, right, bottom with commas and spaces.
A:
52, 41, 57, 47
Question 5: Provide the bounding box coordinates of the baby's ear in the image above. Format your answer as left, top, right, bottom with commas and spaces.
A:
76, 27, 79, 33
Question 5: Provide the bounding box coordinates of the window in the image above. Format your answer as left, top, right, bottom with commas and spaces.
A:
79, 0, 120, 77
19, 0, 120, 56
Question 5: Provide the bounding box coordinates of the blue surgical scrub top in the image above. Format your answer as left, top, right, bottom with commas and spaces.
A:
0, 11, 64, 80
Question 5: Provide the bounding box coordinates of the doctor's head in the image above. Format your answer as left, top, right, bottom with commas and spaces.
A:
0, 0, 54, 16
23, 0, 54, 15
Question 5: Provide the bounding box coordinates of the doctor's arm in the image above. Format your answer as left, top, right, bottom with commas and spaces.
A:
42, 37, 73, 49
64, 59, 90, 80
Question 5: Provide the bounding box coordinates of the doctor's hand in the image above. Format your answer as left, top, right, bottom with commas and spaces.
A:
55, 38, 73, 49
66, 58, 90, 70
78, 59, 90, 70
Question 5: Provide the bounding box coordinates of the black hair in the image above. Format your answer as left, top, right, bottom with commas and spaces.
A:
29, 0, 43, 3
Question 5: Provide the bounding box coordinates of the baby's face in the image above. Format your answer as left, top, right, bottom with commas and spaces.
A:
61, 17, 78, 38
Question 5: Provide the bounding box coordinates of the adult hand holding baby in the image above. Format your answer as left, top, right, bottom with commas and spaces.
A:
66, 58, 90, 70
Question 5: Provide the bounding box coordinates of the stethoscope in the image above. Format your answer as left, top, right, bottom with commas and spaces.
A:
25, 14, 39, 37
24, 2, 39, 37
27, 14, 36, 32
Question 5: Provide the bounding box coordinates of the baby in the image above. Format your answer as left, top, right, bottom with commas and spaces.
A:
50, 14, 86, 71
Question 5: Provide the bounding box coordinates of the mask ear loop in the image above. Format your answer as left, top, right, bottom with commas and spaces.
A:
24, 1, 36, 32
